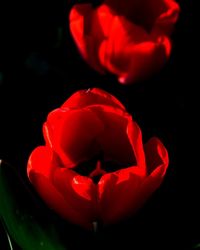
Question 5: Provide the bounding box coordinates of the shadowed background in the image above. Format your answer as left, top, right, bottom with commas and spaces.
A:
0, 0, 194, 249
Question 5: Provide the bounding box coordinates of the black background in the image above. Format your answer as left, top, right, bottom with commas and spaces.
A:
0, 0, 195, 249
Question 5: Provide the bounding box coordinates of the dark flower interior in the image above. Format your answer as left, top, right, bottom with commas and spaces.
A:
106, 0, 168, 32
55, 105, 137, 183
73, 151, 136, 184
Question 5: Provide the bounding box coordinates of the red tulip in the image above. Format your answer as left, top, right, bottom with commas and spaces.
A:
27, 88, 169, 229
69, 0, 180, 84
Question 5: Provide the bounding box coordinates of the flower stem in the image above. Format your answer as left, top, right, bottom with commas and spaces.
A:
92, 221, 98, 233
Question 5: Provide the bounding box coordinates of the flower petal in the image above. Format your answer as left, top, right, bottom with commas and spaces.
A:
98, 137, 169, 224
27, 146, 93, 228
153, 0, 180, 36
117, 36, 171, 84
51, 167, 97, 224
98, 15, 149, 78
98, 167, 145, 224
127, 120, 146, 174
29, 173, 93, 229
69, 4, 105, 73
44, 108, 104, 167
61, 88, 125, 110
130, 139, 169, 216
88, 105, 136, 168
27, 146, 55, 179
98, 15, 170, 84
96, 4, 115, 38
144, 137, 169, 176
104, 0, 168, 32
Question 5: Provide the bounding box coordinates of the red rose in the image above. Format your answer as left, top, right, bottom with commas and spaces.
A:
27, 88, 169, 229
69, 0, 180, 84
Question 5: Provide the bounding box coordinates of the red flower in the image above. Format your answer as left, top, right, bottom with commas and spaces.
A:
27, 88, 169, 229
69, 0, 180, 84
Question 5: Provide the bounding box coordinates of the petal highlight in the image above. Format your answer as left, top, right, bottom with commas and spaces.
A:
144, 137, 169, 176
61, 88, 125, 111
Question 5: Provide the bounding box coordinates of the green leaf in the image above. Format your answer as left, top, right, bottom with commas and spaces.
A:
0, 218, 14, 250
0, 160, 66, 250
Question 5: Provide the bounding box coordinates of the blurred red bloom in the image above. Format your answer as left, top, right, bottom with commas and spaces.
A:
27, 88, 169, 229
69, 0, 180, 84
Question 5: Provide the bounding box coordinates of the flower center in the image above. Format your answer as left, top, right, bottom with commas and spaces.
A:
73, 152, 136, 184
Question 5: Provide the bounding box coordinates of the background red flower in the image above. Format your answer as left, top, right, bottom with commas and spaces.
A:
69, 0, 180, 84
